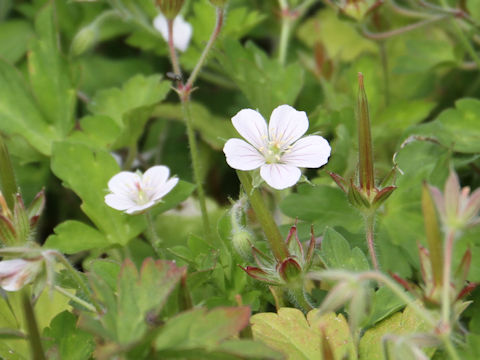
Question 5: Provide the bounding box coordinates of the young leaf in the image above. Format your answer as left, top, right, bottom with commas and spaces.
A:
251, 307, 356, 360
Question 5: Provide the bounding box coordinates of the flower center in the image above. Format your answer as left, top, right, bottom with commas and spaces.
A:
134, 182, 150, 205
262, 140, 290, 164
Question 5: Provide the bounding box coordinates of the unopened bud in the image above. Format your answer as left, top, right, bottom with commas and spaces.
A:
278, 257, 302, 283
70, 25, 97, 57
156, 0, 185, 20
232, 229, 254, 262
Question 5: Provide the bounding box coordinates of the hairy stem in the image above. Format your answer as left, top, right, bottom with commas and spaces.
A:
365, 214, 379, 271
181, 100, 213, 242
145, 212, 165, 258
54, 252, 102, 314
54, 285, 96, 313
442, 230, 456, 327
236, 170, 289, 262
21, 290, 46, 360
185, 7, 224, 89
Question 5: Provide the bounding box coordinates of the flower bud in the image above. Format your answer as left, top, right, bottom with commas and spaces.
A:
209, 0, 228, 7
232, 229, 254, 262
156, 0, 185, 20
70, 25, 97, 57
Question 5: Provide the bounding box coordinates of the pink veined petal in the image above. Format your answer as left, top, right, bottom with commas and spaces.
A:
143, 166, 170, 190
0, 259, 28, 276
105, 194, 137, 211
224, 138, 266, 171
152, 177, 179, 201
268, 105, 309, 148
260, 164, 301, 190
281, 135, 331, 168
107, 171, 141, 196
231, 109, 268, 150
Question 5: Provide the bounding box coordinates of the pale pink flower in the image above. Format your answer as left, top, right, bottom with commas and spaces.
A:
105, 166, 178, 214
0, 258, 43, 292
223, 105, 331, 190
153, 14, 192, 52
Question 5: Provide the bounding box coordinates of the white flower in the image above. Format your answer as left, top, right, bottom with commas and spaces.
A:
153, 14, 192, 52
105, 165, 179, 214
0, 258, 43, 292
223, 105, 331, 190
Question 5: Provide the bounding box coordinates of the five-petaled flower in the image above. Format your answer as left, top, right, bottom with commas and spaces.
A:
153, 14, 192, 52
105, 165, 179, 215
223, 105, 331, 190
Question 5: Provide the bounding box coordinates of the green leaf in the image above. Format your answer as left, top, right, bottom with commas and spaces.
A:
280, 185, 363, 233
408, 98, 480, 153
0, 59, 58, 155
88, 74, 171, 148
44, 220, 110, 254
80, 258, 185, 345
51, 141, 145, 245
155, 307, 251, 351
359, 305, 432, 360
251, 307, 356, 360
320, 227, 370, 271
297, 8, 376, 62
0, 20, 33, 63
28, 3, 76, 136
43, 311, 95, 360
68, 115, 121, 149
218, 40, 304, 117
364, 286, 406, 327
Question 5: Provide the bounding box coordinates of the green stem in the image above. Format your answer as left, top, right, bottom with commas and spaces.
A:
442, 230, 456, 327
145, 212, 164, 258
365, 214, 379, 271
185, 7, 224, 89
236, 170, 289, 262
361, 15, 449, 40
379, 41, 390, 106
288, 287, 313, 313
167, 18, 182, 78
439, 0, 480, 69
54, 285, 96, 313
54, 252, 102, 314
442, 335, 461, 360
181, 100, 213, 243
0, 134, 18, 210
278, 8, 292, 66
123, 143, 137, 170
21, 290, 46, 360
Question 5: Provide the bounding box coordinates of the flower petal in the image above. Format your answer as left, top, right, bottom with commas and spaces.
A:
152, 177, 179, 201
224, 138, 265, 170
0, 259, 28, 276
105, 194, 137, 211
125, 201, 156, 215
153, 14, 168, 42
172, 15, 192, 52
269, 105, 309, 147
107, 171, 141, 196
143, 166, 170, 188
281, 135, 331, 168
260, 164, 301, 190
231, 109, 268, 150
153, 14, 192, 52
